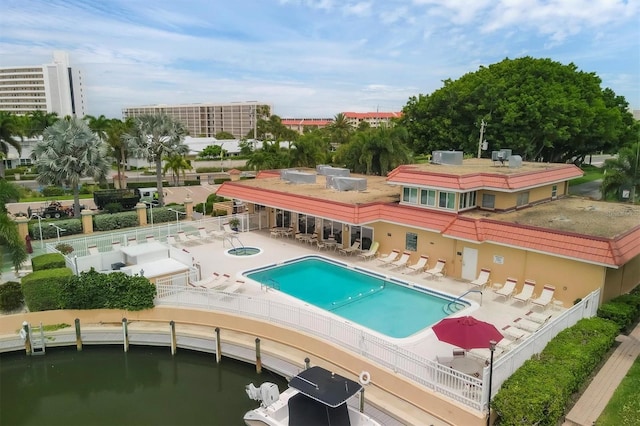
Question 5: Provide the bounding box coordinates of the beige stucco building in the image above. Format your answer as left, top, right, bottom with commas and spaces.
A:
217, 157, 640, 306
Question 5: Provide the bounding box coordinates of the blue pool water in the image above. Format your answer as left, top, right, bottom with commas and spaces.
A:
246, 256, 464, 338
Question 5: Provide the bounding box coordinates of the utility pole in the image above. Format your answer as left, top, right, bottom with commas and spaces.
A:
478, 120, 486, 159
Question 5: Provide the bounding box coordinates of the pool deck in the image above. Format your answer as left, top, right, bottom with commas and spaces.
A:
182, 230, 562, 362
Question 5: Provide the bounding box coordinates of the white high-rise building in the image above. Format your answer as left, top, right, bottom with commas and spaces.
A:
0, 51, 86, 117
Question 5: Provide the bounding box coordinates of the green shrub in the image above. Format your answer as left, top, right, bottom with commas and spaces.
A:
55, 243, 74, 255
213, 177, 231, 184
31, 253, 66, 271
60, 269, 155, 311
104, 202, 124, 214
183, 179, 200, 186
93, 211, 139, 231
0, 281, 24, 312
4, 167, 27, 176
598, 302, 636, 332
492, 317, 618, 426
195, 167, 219, 173
41, 186, 66, 197
206, 193, 227, 203
29, 218, 82, 240
21, 268, 73, 312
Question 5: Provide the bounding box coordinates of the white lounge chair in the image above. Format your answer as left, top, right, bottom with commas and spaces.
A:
494, 278, 518, 301
389, 251, 411, 269
377, 250, 400, 266
525, 310, 553, 324
531, 285, 556, 310
127, 237, 137, 246
87, 245, 99, 255
513, 279, 536, 305
423, 259, 446, 280
357, 242, 379, 261
197, 227, 214, 241
223, 223, 238, 234
501, 324, 529, 341
404, 255, 429, 274
339, 240, 360, 256
166, 235, 176, 245
146, 235, 156, 243
512, 315, 549, 332
469, 268, 491, 290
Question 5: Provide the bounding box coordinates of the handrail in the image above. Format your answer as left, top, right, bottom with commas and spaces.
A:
445, 289, 483, 313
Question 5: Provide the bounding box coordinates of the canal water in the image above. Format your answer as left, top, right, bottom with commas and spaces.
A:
0, 346, 288, 425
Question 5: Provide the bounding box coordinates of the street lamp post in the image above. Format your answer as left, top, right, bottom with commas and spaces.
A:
220, 142, 225, 172
487, 340, 497, 426
167, 208, 186, 232
49, 223, 66, 244
31, 213, 44, 249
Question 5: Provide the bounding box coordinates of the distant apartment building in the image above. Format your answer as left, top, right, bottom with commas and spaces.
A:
282, 111, 403, 135
122, 101, 270, 139
0, 51, 85, 117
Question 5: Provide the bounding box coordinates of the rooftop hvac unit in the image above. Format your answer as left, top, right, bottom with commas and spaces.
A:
316, 165, 331, 174
509, 155, 523, 168
326, 176, 367, 191
432, 150, 463, 165
281, 170, 316, 184
322, 167, 350, 177
491, 150, 512, 164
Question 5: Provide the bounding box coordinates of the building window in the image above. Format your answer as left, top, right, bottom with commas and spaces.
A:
516, 192, 530, 207
552, 185, 558, 199
420, 189, 436, 207
438, 191, 455, 209
403, 187, 418, 204
406, 232, 418, 252
458, 191, 477, 210
482, 194, 496, 209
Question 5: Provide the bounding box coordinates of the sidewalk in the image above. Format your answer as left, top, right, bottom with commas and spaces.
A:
563, 323, 640, 426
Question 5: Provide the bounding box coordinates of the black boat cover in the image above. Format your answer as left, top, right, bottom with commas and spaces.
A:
288, 366, 363, 408
288, 392, 350, 426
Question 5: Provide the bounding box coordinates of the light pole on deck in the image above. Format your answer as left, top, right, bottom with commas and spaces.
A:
32, 213, 44, 249
49, 223, 66, 244
487, 339, 497, 426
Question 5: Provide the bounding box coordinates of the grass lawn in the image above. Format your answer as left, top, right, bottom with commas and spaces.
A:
569, 165, 605, 186
19, 194, 94, 202
596, 356, 640, 425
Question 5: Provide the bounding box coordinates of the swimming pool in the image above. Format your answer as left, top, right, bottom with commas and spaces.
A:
245, 256, 467, 339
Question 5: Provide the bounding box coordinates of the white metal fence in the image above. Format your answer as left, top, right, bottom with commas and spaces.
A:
154, 276, 600, 413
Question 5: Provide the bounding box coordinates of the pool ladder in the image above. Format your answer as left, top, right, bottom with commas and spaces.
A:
224, 234, 245, 251
262, 278, 280, 291
444, 289, 483, 314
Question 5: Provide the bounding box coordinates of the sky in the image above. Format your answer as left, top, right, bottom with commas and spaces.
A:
1, 0, 639, 120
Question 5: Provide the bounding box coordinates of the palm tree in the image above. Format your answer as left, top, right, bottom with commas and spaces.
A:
125, 113, 188, 207
336, 125, 411, 175
601, 142, 640, 202
0, 179, 28, 276
84, 114, 111, 142
163, 154, 192, 186
0, 112, 22, 178
289, 133, 328, 168
328, 113, 352, 145
105, 118, 135, 189
23, 110, 59, 137
31, 118, 110, 216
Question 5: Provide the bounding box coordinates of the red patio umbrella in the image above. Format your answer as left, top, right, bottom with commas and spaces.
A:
432, 316, 503, 350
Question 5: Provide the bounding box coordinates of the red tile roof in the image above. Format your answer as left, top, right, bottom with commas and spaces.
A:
342, 112, 403, 119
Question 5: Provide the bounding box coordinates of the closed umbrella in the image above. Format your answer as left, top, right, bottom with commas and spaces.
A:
432, 316, 503, 350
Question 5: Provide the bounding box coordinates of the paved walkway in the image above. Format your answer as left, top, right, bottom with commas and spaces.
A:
563, 323, 640, 426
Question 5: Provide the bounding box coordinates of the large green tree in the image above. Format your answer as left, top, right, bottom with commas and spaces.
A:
105, 117, 135, 189
125, 113, 188, 206
601, 142, 640, 203
246, 141, 290, 171
31, 118, 110, 216
400, 57, 635, 163
0, 112, 22, 178
335, 125, 412, 175
327, 112, 352, 145
20, 110, 59, 138
289, 131, 329, 168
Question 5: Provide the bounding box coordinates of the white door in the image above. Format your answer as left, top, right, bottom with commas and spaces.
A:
462, 247, 478, 281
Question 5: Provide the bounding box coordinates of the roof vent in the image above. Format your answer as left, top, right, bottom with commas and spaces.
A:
509, 155, 523, 168
326, 176, 367, 191
281, 170, 316, 184
431, 151, 463, 165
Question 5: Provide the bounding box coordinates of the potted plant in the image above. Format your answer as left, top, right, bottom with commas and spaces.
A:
228, 217, 240, 231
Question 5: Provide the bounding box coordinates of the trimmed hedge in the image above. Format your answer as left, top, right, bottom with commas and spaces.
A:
492, 317, 619, 426
60, 269, 156, 311
93, 211, 139, 231
597, 293, 640, 333
0, 281, 24, 312
31, 253, 66, 271
29, 218, 83, 240
21, 268, 73, 312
